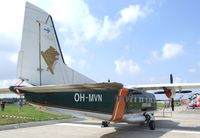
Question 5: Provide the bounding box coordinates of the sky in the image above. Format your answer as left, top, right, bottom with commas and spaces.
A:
1, 0, 200, 94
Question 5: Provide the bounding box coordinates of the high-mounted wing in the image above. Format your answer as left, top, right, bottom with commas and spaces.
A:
128, 83, 200, 91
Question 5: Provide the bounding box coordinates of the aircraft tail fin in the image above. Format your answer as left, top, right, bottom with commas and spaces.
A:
17, 2, 95, 85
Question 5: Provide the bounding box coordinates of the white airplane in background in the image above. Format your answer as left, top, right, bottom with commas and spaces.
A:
1, 2, 200, 130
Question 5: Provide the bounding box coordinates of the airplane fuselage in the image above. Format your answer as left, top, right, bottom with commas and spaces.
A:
11, 83, 156, 123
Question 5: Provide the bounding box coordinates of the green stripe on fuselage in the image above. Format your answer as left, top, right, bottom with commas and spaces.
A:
24, 89, 119, 114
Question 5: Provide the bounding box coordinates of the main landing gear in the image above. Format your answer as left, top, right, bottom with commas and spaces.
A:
144, 112, 155, 130
101, 121, 110, 127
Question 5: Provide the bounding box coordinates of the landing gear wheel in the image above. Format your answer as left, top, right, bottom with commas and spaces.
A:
101, 121, 110, 127
149, 120, 155, 130
145, 114, 151, 124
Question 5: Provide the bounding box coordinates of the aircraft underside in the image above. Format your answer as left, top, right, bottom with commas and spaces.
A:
30, 102, 155, 129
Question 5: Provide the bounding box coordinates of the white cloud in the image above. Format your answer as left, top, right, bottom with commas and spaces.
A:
174, 77, 183, 83
146, 43, 184, 63
0, 0, 26, 42
189, 68, 197, 73
117, 5, 144, 26
149, 77, 156, 83
162, 43, 184, 59
145, 50, 159, 63
97, 16, 120, 41
0, 79, 17, 88
48, 0, 100, 42
78, 59, 87, 69
64, 55, 75, 67
42, 0, 152, 44
97, 4, 149, 42
9, 53, 18, 64
64, 55, 87, 69
114, 59, 140, 75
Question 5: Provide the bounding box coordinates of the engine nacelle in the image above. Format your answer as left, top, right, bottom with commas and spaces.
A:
165, 89, 172, 98
165, 89, 176, 98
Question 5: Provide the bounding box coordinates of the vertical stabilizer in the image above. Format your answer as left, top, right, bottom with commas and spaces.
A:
17, 2, 95, 85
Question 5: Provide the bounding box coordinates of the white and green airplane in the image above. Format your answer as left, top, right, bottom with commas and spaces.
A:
2, 2, 200, 130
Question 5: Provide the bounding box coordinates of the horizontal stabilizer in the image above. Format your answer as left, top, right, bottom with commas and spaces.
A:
15, 82, 123, 93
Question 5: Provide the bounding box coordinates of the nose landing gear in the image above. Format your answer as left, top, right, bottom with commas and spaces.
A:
149, 120, 155, 130
144, 112, 155, 130
101, 121, 110, 127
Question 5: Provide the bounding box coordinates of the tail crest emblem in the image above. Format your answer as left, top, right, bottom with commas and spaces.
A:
41, 46, 59, 74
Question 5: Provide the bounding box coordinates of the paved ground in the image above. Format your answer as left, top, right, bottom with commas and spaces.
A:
0, 106, 199, 138
104, 107, 200, 138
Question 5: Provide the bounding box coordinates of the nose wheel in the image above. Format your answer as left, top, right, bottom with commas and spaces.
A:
144, 113, 155, 130
101, 121, 110, 127
149, 120, 155, 130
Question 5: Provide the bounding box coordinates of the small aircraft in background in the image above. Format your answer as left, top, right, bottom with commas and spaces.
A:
1, 2, 200, 130
188, 93, 200, 108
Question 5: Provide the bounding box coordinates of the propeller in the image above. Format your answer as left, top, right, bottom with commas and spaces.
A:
171, 97, 174, 111
154, 90, 192, 94
170, 74, 175, 111
154, 74, 192, 111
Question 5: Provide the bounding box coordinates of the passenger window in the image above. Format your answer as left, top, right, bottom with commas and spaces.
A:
134, 97, 137, 103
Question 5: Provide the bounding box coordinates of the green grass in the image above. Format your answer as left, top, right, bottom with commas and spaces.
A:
156, 102, 166, 109
156, 101, 182, 110
0, 104, 71, 125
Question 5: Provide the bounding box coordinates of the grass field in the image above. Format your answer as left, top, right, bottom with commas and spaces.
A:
157, 102, 166, 109
0, 104, 71, 125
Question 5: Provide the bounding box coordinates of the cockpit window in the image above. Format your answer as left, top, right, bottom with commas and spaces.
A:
125, 89, 157, 113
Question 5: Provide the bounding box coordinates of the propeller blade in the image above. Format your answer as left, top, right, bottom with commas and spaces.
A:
170, 74, 174, 111
154, 91, 165, 94
170, 74, 173, 84
171, 98, 174, 111
155, 90, 192, 94
178, 90, 192, 93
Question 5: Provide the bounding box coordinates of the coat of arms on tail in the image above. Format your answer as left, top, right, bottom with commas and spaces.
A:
41, 46, 59, 74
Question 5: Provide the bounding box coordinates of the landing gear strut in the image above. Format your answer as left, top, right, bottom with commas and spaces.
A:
144, 113, 155, 130
149, 120, 155, 130
101, 121, 110, 127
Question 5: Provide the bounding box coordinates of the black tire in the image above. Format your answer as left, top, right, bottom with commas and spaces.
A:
102, 121, 109, 127
149, 120, 155, 130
